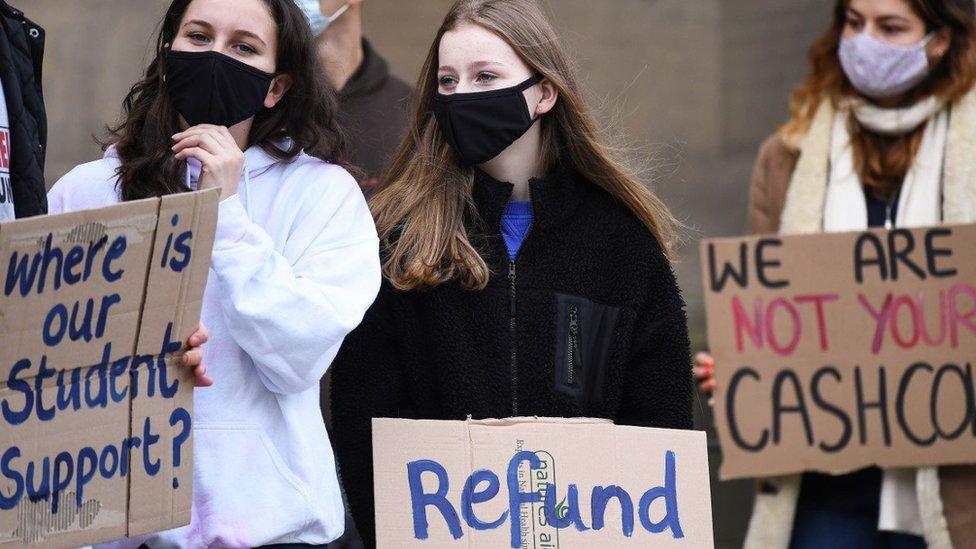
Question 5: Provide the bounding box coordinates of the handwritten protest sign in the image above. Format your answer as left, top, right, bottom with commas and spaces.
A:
372, 417, 713, 548
701, 224, 976, 480
0, 189, 218, 547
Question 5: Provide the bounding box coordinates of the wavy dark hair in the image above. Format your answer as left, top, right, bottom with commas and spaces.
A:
105, 0, 346, 201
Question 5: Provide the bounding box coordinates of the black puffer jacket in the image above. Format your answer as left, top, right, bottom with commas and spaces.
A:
331, 164, 692, 547
0, 1, 46, 218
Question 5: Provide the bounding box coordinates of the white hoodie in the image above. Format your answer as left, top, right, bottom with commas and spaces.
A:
47, 142, 381, 547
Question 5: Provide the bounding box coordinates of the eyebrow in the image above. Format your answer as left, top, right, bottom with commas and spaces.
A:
437, 60, 506, 72
182, 19, 268, 48
877, 15, 912, 25
846, 8, 911, 25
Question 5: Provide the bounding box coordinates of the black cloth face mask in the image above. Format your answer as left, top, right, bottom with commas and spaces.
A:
433, 74, 543, 165
165, 50, 275, 127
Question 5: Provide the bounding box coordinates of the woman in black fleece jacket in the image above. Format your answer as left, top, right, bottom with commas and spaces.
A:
330, 1, 692, 546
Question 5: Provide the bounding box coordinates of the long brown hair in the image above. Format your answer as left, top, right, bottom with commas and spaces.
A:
782, 0, 976, 197
371, 0, 679, 291
105, 0, 346, 201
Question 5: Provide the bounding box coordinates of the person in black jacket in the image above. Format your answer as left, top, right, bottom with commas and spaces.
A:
297, 0, 413, 189
0, 0, 46, 219
330, 0, 692, 546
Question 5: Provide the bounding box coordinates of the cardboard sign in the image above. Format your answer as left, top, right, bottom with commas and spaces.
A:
701, 224, 976, 480
372, 417, 714, 548
0, 189, 218, 548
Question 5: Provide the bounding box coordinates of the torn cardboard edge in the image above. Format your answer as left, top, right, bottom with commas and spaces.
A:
458, 416, 614, 427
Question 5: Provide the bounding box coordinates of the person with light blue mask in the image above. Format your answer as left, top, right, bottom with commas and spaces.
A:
692, 1, 976, 548
291, 7, 411, 548
294, 0, 412, 188
297, 0, 350, 36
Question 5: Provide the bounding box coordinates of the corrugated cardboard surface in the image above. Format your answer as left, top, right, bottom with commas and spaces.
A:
373, 417, 714, 548
0, 189, 218, 547
701, 223, 976, 480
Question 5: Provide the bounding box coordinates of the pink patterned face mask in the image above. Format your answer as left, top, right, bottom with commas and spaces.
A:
839, 31, 935, 99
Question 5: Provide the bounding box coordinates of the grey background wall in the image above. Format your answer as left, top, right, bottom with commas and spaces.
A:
16, 1, 833, 546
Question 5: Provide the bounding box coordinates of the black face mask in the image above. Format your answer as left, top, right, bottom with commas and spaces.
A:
433, 74, 543, 165
164, 50, 275, 127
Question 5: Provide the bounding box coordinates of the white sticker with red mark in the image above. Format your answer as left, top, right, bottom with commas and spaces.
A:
0, 76, 12, 221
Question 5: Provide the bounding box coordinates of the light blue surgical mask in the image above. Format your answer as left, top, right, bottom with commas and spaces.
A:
296, 0, 349, 37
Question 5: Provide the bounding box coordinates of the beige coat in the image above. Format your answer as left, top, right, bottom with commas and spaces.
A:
742, 132, 976, 549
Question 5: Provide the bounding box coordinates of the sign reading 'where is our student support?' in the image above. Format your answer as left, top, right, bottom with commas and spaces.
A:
0, 189, 218, 548
701, 224, 976, 480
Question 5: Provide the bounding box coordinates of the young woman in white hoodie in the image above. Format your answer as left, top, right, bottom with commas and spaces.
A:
47, 0, 380, 546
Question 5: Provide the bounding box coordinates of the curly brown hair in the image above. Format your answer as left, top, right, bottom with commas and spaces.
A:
782, 0, 976, 198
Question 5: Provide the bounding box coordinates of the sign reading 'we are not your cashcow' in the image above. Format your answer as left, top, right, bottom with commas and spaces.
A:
701, 224, 976, 479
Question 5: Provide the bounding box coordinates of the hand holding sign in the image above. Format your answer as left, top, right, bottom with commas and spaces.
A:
182, 323, 213, 387
693, 351, 716, 395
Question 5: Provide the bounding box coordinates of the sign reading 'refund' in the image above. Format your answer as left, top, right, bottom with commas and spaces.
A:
372, 417, 714, 549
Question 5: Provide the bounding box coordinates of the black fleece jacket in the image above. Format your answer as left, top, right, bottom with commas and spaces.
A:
330, 164, 693, 547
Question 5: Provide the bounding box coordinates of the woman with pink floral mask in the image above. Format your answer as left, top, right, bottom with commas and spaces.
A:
694, 0, 976, 548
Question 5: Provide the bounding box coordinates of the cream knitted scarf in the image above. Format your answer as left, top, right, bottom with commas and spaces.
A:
780, 91, 976, 234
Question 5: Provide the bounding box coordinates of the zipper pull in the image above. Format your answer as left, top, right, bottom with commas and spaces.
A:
567, 305, 580, 386
508, 262, 517, 316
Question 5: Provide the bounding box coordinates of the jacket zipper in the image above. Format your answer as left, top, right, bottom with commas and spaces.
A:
567, 304, 581, 386
508, 261, 519, 416
884, 190, 901, 230
884, 199, 895, 230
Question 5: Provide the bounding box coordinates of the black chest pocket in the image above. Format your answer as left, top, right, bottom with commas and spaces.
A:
554, 293, 621, 407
